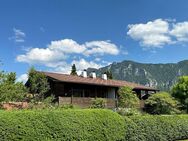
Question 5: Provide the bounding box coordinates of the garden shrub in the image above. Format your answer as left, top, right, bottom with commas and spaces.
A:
58, 104, 74, 109
90, 98, 106, 108
0, 109, 125, 141
124, 115, 188, 141
28, 95, 56, 110
116, 108, 141, 116
144, 92, 180, 114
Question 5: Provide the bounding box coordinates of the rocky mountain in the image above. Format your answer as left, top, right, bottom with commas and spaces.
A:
87, 60, 188, 91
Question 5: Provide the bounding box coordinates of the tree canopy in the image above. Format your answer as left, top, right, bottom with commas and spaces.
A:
145, 92, 180, 114
118, 86, 139, 108
172, 76, 188, 112
27, 67, 50, 101
0, 71, 27, 102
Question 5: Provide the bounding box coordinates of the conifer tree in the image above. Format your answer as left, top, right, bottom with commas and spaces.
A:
70, 64, 77, 76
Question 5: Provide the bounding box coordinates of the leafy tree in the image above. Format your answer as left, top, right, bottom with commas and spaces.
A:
6, 72, 16, 84
145, 92, 180, 114
0, 71, 27, 102
118, 86, 139, 108
27, 67, 50, 101
171, 76, 188, 112
70, 64, 77, 76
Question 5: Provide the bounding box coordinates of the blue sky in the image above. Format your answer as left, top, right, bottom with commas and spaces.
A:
1, 0, 188, 82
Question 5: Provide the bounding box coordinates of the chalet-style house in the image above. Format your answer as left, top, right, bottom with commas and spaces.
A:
40, 70, 158, 108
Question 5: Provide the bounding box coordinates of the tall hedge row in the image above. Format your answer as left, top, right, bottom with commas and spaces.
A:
1, 109, 188, 141
0, 109, 125, 141
124, 115, 188, 141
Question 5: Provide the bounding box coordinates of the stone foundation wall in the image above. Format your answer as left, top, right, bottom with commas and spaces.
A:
1, 102, 28, 110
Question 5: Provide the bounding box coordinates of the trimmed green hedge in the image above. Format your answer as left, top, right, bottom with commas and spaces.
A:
0, 109, 125, 141
124, 115, 188, 141
1, 109, 188, 141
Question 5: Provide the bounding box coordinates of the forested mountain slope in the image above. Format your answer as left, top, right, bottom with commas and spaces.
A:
87, 60, 188, 90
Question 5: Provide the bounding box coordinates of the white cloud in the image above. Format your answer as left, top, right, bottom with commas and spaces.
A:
72, 59, 103, 75
16, 39, 119, 65
48, 39, 119, 56
49, 39, 86, 54
17, 74, 28, 83
9, 28, 26, 42
53, 62, 71, 74
84, 40, 119, 56
127, 19, 188, 49
72, 58, 102, 70
16, 39, 118, 73
170, 22, 188, 41
127, 19, 172, 48
54, 58, 103, 74
17, 48, 66, 67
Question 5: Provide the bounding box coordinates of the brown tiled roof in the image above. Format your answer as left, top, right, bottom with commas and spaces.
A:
42, 71, 158, 91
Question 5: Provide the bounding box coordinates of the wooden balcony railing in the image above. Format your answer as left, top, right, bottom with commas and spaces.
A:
58, 97, 116, 108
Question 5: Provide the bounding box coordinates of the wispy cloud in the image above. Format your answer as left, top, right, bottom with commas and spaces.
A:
9, 28, 26, 43
40, 27, 45, 32
120, 45, 129, 55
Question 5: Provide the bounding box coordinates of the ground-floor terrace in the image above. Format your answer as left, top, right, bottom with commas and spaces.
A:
50, 82, 158, 108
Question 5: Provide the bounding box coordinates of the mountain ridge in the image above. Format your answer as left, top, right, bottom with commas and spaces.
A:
87, 60, 188, 90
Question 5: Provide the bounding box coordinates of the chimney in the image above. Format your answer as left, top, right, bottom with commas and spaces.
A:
82, 69, 87, 78
102, 73, 107, 80
90, 71, 96, 79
